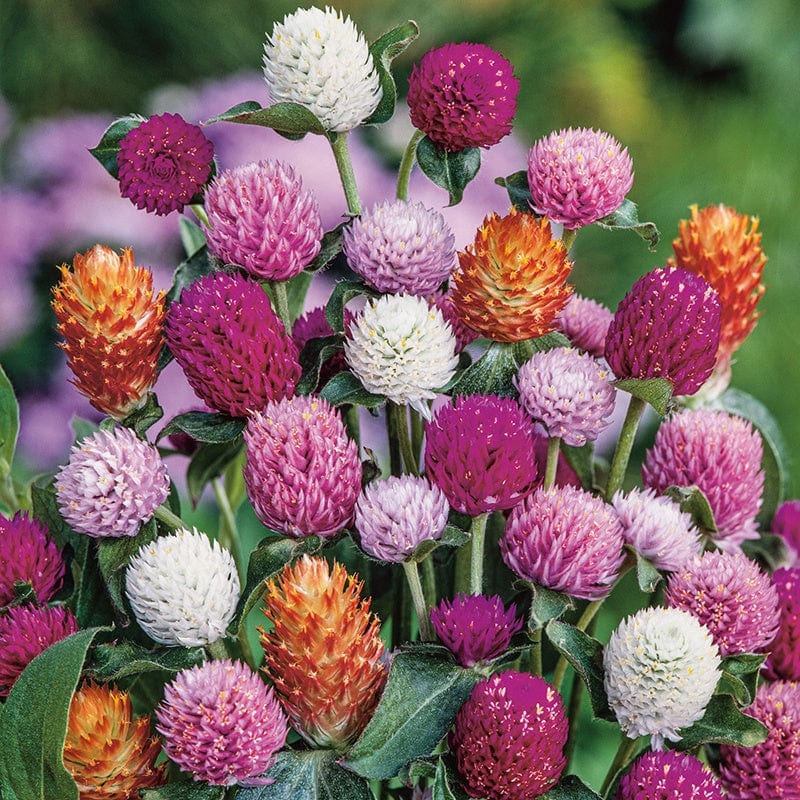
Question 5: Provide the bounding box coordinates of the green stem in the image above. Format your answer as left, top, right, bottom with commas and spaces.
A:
469, 512, 489, 595
402, 560, 434, 641
604, 395, 647, 501
207, 637, 233, 661
212, 477, 244, 581
396, 129, 425, 201
600, 733, 639, 798
454, 537, 472, 596
387, 402, 419, 476
543, 436, 561, 490
421, 556, 437, 610
410, 406, 425, 466
564, 668, 585, 770
153, 504, 185, 531
528, 627, 543, 677
330, 131, 362, 216
560, 226, 578, 253
552, 599, 603, 692
190, 203, 210, 228
269, 279, 292, 334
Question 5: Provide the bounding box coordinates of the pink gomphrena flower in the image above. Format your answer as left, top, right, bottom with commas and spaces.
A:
0, 512, 65, 606
55, 428, 170, 539
116, 112, 214, 216
526, 127, 634, 230
764, 567, 800, 681
772, 499, 800, 566
604, 266, 721, 396
717, 681, 800, 800
642, 408, 765, 552
449, 671, 568, 800
430, 594, 523, 667
615, 750, 725, 800
407, 42, 519, 153
165, 272, 301, 418
501, 485, 625, 601
156, 659, 288, 787
554, 293, 614, 358
427, 292, 479, 353
243, 395, 361, 538
204, 160, 323, 282
424, 395, 539, 517
291, 305, 351, 388
665, 551, 780, 657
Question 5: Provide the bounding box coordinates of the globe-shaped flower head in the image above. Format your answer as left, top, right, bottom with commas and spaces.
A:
764, 566, 800, 680
615, 750, 725, 800
772, 500, 800, 566
554, 293, 614, 358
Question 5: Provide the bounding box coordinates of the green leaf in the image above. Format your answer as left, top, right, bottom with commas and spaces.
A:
450, 341, 518, 398
675, 694, 767, 749
595, 199, 660, 252
561, 441, 595, 491
296, 335, 345, 396
664, 485, 718, 536
613, 377, 673, 416
513, 332, 572, 361
87, 640, 205, 681
166, 245, 218, 305
285, 271, 315, 328
325, 279, 371, 333
495, 170, 532, 212
70, 536, 115, 628
141, 784, 225, 800
407, 523, 470, 563
0, 363, 19, 469
365, 20, 420, 126
633, 551, 662, 593
431, 756, 470, 800
88, 114, 145, 178
307, 223, 346, 274
319, 372, 385, 409
528, 585, 575, 630
540, 775, 603, 800
179, 217, 207, 258
186, 437, 244, 507
205, 100, 326, 138
30, 482, 78, 551
717, 653, 766, 707
415, 137, 481, 206
120, 392, 164, 438
158, 410, 245, 445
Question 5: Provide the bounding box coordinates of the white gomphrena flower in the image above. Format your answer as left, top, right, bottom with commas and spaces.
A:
263, 6, 382, 133
126, 528, 240, 647
604, 606, 721, 749
344, 294, 458, 420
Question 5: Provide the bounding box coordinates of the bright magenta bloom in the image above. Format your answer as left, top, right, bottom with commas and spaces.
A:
764, 567, 800, 681
615, 750, 725, 800
772, 500, 800, 565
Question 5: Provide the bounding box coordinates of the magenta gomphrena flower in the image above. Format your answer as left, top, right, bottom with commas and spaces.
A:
165, 272, 301, 418
204, 160, 323, 281
55, 427, 170, 539
0, 512, 65, 607
407, 42, 519, 153
0, 605, 79, 697
764, 567, 800, 681
554, 293, 614, 358
612, 487, 701, 573
343, 199, 456, 295
604, 267, 721, 396
772, 500, 800, 566
424, 395, 538, 517
615, 750, 725, 800
449, 670, 568, 800
243, 395, 361, 538
642, 408, 764, 551
354, 475, 449, 562
514, 347, 616, 447
501, 485, 625, 601
427, 292, 479, 353
156, 659, 288, 787
527, 127, 634, 229
430, 594, 523, 667
117, 112, 214, 216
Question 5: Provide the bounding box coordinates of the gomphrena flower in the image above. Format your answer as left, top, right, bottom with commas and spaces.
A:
773, 499, 800, 566
52, 244, 165, 419
263, 6, 381, 132
449, 670, 568, 800
125, 527, 240, 647
424, 394, 539, 517
64, 682, 167, 798
554, 293, 614, 358
55, 427, 170, 539
527, 127, 634, 229
354, 475, 449, 562
604, 606, 721, 748
204, 160, 322, 281
165, 271, 301, 417
344, 293, 458, 419
406, 42, 519, 153
0, 512, 65, 607
501, 485, 625, 601
514, 347, 616, 447
0, 604, 78, 697
343, 199, 456, 295
116, 112, 214, 216
430, 594, 523, 667
642, 408, 764, 551
260, 555, 386, 749
243, 395, 361, 538
665, 551, 780, 656
615, 750, 725, 800
156, 659, 288, 787
604, 266, 721, 396
451, 209, 573, 342
764, 567, 800, 681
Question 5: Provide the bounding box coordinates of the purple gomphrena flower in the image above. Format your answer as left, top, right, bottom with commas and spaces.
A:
117, 112, 214, 216
243, 396, 361, 538
665, 551, 780, 657
427, 292, 479, 353
554, 293, 614, 358
430, 594, 523, 667
643, 409, 764, 552
0, 605, 79, 697
55, 428, 170, 539
718, 681, 800, 800
354, 476, 449, 562
343, 199, 456, 295
407, 42, 519, 153
772, 500, 800, 566
0, 512, 65, 607
165, 272, 301, 418
526, 127, 634, 229
764, 567, 800, 681
615, 750, 725, 800
604, 266, 721, 396
156, 659, 288, 787
514, 347, 616, 447
501, 485, 625, 601
204, 160, 323, 282
450, 671, 567, 800
291, 305, 350, 388
424, 395, 538, 517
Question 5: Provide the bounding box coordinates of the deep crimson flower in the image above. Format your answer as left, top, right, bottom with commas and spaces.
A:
616, 750, 725, 800
772, 500, 800, 566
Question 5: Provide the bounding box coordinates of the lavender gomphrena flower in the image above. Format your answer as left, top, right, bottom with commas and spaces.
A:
55, 427, 170, 539
615, 750, 725, 800
125, 528, 240, 647
604, 266, 721, 396
501, 485, 625, 601
157, 659, 288, 787
430, 594, 523, 667
243, 396, 361, 538
554, 293, 614, 358
604, 606, 721, 748
449, 670, 568, 800
772, 500, 800, 566
764, 567, 800, 681
642, 408, 764, 551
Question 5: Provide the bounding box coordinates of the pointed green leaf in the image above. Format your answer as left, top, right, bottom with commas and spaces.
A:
365, 20, 420, 125
142, 784, 225, 800
87, 640, 205, 681
205, 100, 326, 138
166, 244, 218, 305
186, 437, 244, 507
415, 137, 481, 206
716, 653, 766, 707
595, 199, 660, 252
613, 377, 673, 416
307, 223, 346, 274
633, 551, 662, 593
120, 391, 164, 438
675, 694, 767, 749
528, 585, 575, 629
296, 335, 345, 396
512, 332, 572, 362
495, 170, 533, 212
89, 114, 146, 178
319, 371, 385, 409
451, 341, 518, 398
431, 756, 470, 800
325, 279, 371, 332
665, 485, 718, 536
179, 218, 207, 257
0, 363, 19, 469
540, 775, 603, 800
158, 410, 245, 445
